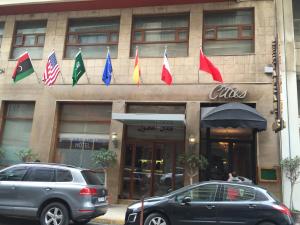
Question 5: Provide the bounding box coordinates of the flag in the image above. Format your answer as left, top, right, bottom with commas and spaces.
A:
133, 47, 141, 84
161, 49, 173, 85
72, 51, 86, 86
43, 51, 61, 86
12, 52, 34, 83
102, 49, 113, 86
199, 49, 223, 83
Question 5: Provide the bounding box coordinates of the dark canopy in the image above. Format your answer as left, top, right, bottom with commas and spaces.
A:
201, 103, 267, 131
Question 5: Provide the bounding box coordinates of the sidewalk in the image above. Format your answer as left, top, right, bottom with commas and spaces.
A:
94, 204, 127, 225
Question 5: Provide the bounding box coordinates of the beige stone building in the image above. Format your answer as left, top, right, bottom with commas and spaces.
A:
0, 0, 280, 203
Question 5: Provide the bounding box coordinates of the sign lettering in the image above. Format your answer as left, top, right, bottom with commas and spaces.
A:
209, 85, 247, 100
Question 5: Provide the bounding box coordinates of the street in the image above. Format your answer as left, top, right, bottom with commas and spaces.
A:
0, 216, 113, 225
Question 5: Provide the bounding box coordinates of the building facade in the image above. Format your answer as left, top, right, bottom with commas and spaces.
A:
0, 0, 280, 204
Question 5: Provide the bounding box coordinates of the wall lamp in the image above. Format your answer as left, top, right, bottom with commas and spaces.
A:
188, 135, 196, 145
111, 132, 118, 148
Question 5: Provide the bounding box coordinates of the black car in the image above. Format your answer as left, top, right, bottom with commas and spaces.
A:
124, 181, 294, 225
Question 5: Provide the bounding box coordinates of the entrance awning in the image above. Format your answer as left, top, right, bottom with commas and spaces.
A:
201, 103, 267, 131
112, 113, 185, 127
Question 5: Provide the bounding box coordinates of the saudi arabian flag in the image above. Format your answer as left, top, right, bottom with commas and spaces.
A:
72, 51, 86, 86
12, 52, 34, 83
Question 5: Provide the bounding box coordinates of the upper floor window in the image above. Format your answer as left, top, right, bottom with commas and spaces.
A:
293, 0, 300, 42
131, 14, 189, 57
0, 22, 4, 47
65, 18, 120, 59
11, 20, 47, 60
203, 9, 254, 55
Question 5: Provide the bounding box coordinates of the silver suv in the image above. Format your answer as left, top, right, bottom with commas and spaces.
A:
0, 163, 108, 225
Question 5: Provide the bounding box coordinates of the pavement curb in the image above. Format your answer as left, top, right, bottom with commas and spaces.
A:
93, 217, 124, 225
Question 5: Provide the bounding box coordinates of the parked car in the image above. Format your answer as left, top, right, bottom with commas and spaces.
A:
124, 181, 294, 225
0, 163, 108, 225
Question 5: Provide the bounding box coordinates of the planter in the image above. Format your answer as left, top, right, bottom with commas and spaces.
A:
292, 211, 300, 224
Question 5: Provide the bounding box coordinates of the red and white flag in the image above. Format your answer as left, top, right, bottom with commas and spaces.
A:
161, 49, 173, 85
199, 49, 223, 83
43, 51, 61, 86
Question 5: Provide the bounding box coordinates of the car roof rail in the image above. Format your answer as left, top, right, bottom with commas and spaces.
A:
23, 162, 79, 169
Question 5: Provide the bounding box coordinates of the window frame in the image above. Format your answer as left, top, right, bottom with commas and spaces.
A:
10, 20, 47, 59
64, 17, 120, 59
202, 8, 255, 56
130, 13, 190, 58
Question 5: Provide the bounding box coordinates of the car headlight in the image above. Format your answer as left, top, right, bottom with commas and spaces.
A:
127, 213, 137, 223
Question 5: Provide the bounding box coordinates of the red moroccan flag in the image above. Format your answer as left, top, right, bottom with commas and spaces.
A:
199, 49, 223, 83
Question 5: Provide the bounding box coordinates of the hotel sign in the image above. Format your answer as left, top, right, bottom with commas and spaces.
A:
209, 85, 247, 100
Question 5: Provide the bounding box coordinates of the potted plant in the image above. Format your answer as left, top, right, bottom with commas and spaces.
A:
16, 148, 39, 162
281, 156, 300, 222
93, 148, 117, 187
179, 151, 208, 185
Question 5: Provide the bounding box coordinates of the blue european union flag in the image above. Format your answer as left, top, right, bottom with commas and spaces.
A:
102, 51, 113, 86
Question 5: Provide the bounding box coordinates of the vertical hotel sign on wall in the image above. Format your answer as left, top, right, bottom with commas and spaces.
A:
272, 35, 285, 132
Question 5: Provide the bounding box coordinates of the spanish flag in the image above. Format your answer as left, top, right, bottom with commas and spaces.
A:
133, 47, 141, 84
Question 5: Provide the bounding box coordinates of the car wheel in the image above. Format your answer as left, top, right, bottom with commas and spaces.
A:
40, 202, 69, 225
73, 219, 91, 225
144, 213, 169, 225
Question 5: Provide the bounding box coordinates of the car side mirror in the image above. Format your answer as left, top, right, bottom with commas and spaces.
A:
181, 196, 191, 205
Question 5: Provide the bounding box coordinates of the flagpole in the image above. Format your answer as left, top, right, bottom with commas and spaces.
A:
107, 46, 116, 84
79, 48, 91, 84
164, 45, 174, 83
34, 71, 41, 84
136, 45, 143, 85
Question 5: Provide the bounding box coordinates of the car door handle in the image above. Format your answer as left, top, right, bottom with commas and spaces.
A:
206, 205, 216, 210
11, 186, 16, 190
44, 187, 52, 191
248, 204, 256, 209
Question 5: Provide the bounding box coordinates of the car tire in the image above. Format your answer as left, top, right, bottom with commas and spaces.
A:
144, 213, 169, 225
73, 219, 91, 225
40, 202, 69, 225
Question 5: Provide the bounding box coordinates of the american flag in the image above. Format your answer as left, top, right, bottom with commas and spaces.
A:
43, 51, 61, 86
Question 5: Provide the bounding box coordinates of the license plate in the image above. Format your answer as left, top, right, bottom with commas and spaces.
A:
98, 197, 106, 202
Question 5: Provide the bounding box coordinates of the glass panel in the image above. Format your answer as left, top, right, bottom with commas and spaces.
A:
241, 26, 253, 38
37, 35, 45, 45
223, 185, 255, 201
0, 36, 2, 46
15, 36, 23, 46
294, 19, 300, 42
7, 103, 35, 118
110, 33, 119, 42
176, 184, 218, 202
128, 104, 186, 114
203, 40, 254, 55
178, 31, 188, 41
217, 26, 238, 39
121, 144, 134, 199
24, 35, 36, 46
232, 142, 253, 180
144, 30, 176, 42
65, 45, 117, 58
68, 35, 77, 44
204, 10, 253, 26
0, 22, 4, 36
69, 18, 120, 32
56, 169, 73, 182
12, 47, 43, 59
175, 143, 185, 189
132, 144, 152, 199
16, 20, 47, 34
25, 168, 55, 182
153, 143, 174, 196
134, 31, 142, 42
0, 167, 28, 181
131, 43, 187, 57
78, 33, 108, 44
209, 142, 229, 180
134, 15, 189, 29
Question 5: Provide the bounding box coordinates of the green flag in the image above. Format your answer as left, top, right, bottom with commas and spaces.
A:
72, 51, 86, 86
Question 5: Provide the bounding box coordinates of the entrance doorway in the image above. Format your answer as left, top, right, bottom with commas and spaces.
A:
121, 141, 184, 199
201, 128, 256, 183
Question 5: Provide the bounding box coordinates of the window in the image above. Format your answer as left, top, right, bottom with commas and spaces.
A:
131, 14, 189, 57
293, 0, 300, 42
56, 103, 112, 172
11, 20, 47, 59
56, 169, 73, 182
25, 167, 55, 182
0, 102, 35, 165
203, 9, 254, 55
65, 18, 120, 59
176, 184, 218, 202
0, 166, 28, 181
223, 184, 255, 201
81, 170, 103, 185
0, 22, 4, 47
